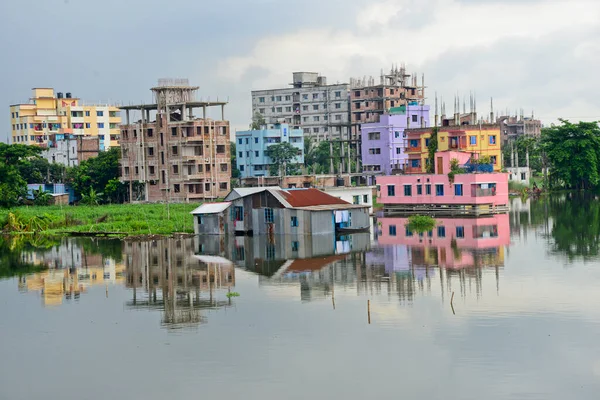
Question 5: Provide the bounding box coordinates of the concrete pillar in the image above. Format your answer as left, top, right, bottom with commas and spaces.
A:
181, 105, 186, 122
202, 106, 207, 120
188, 106, 193, 120
221, 105, 225, 121
126, 110, 130, 125
329, 141, 334, 173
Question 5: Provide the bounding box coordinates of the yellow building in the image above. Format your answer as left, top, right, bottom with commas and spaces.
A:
404, 124, 503, 173
9, 88, 121, 149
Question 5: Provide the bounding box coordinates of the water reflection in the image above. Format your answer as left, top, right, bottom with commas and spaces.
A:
124, 238, 235, 330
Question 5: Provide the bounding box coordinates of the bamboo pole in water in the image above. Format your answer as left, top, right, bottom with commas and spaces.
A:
367, 300, 371, 324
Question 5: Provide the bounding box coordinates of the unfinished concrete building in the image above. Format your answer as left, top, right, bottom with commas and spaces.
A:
120, 79, 231, 202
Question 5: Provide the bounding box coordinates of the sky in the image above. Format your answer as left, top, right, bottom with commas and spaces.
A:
2, 0, 600, 143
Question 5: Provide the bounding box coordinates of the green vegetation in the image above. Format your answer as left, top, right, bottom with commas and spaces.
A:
508, 180, 529, 192
67, 147, 125, 203
426, 127, 438, 173
447, 158, 465, 184
0, 143, 43, 208
226, 292, 240, 298
249, 111, 266, 130
0, 203, 198, 236
405, 215, 436, 233
541, 120, 600, 190
265, 142, 302, 176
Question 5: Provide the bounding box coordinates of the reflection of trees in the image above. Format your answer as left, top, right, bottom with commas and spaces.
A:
0, 235, 62, 278
547, 194, 600, 262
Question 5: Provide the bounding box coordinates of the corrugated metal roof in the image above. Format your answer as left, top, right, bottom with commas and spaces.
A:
277, 188, 350, 207
224, 186, 282, 201
192, 255, 233, 266
294, 204, 370, 211
190, 202, 231, 215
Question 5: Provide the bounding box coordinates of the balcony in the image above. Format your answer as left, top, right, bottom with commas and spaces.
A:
404, 166, 423, 174
448, 136, 468, 150
405, 146, 421, 153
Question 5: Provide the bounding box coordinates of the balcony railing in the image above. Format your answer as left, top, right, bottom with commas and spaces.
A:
404, 166, 422, 174
472, 187, 497, 197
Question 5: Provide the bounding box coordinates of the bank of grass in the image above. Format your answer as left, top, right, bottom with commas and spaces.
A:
0, 203, 199, 236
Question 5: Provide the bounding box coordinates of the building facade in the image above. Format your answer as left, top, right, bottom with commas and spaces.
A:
235, 123, 304, 178
350, 66, 426, 140
251, 72, 351, 142
42, 135, 100, 167
498, 114, 542, 144
361, 105, 430, 176
404, 124, 503, 173
9, 88, 121, 149
120, 80, 231, 202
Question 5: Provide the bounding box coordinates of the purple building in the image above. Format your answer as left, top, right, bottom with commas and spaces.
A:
361, 105, 430, 179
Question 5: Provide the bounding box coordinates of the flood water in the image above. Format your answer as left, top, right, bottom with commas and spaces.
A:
1, 195, 600, 399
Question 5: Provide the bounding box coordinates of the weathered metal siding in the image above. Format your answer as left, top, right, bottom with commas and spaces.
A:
193, 214, 223, 235
310, 211, 336, 235
349, 208, 370, 228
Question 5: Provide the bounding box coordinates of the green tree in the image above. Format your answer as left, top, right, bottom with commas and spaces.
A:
541, 120, 600, 190
230, 141, 241, 178
250, 112, 266, 130
266, 142, 301, 176
503, 136, 542, 171
426, 127, 438, 173
18, 157, 66, 184
0, 143, 43, 208
80, 187, 103, 206
104, 178, 127, 204
68, 147, 121, 200
32, 188, 52, 206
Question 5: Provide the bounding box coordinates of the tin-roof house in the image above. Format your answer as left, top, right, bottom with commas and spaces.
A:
192, 187, 370, 236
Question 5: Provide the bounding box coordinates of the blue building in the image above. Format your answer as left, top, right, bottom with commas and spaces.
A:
236, 123, 304, 178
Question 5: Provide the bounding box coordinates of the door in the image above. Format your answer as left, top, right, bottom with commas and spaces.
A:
436, 156, 443, 174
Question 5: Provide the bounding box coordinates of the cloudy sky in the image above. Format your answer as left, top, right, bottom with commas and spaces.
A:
2, 0, 599, 143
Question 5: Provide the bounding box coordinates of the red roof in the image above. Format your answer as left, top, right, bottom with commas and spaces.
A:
278, 188, 350, 208
285, 255, 347, 273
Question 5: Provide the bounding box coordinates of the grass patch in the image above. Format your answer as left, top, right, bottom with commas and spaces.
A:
508, 181, 529, 192
0, 203, 199, 236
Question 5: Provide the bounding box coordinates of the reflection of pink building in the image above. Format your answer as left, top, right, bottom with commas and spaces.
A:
377, 172, 508, 214
377, 214, 510, 269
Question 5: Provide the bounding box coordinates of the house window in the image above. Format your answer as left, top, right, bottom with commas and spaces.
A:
239, 151, 243, 158
148, 147, 154, 156
455, 184, 463, 196
368, 132, 380, 140
411, 159, 420, 168
285, 107, 292, 112
97, 123, 104, 128
425, 138, 430, 147
85, 123, 91, 129
353, 195, 360, 204
240, 165, 244, 171
233, 206, 243, 221
405, 227, 413, 237
368, 148, 381, 155
135, 166, 139, 175
313, 116, 319, 121
335, 103, 341, 109
219, 182, 228, 190
404, 185, 412, 196
409, 139, 419, 147
255, 151, 259, 157
220, 163, 228, 172
276, 107, 282, 112
489, 135, 497, 145
216, 145, 225, 154
291, 241, 299, 252
313, 128, 319, 133
149, 166, 155, 175
417, 185, 422, 195
437, 226, 446, 238
363, 195, 368, 203
303, 105, 308, 111
387, 185, 395, 196
412, 115, 418, 122
302, 94, 308, 100
197, 216, 204, 225
276, 96, 282, 101
174, 184, 180, 193
172, 146, 178, 155
238, 138, 242, 145
259, 97, 265, 103
265, 208, 274, 223
335, 115, 342, 121
335, 91, 341, 98
435, 184, 444, 196
312, 93, 319, 100
313, 105, 319, 111
173, 165, 179, 174
456, 226, 465, 238
491, 155, 497, 165
97, 111, 104, 117
521, 172, 526, 180
254, 137, 259, 144
245, 138, 249, 144
396, 148, 402, 154
291, 216, 298, 227
389, 225, 397, 236
469, 136, 477, 145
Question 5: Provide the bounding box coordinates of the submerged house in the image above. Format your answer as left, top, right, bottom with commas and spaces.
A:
191, 187, 370, 236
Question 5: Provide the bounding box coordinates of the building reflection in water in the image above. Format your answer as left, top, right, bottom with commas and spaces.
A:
375, 214, 510, 302
196, 233, 372, 302
124, 237, 236, 330
18, 238, 125, 306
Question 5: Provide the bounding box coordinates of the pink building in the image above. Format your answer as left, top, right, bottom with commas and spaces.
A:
376, 172, 509, 215
377, 214, 510, 269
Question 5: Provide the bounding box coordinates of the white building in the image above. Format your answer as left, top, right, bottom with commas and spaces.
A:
322, 186, 375, 214
506, 167, 531, 185
251, 72, 350, 142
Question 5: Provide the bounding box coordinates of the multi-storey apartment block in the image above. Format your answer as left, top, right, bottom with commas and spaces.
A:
9, 88, 121, 149
361, 104, 430, 177
120, 80, 231, 202
235, 123, 304, 178
251, 72, 350, 142
350, 66, 426, 140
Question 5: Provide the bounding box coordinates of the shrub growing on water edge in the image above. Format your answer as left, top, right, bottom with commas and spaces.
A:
405, 215, 436, 233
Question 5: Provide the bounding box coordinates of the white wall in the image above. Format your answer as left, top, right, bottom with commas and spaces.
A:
322, 186, 375, 214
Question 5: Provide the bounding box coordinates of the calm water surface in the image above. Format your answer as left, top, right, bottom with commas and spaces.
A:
1, 195, 600, 399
